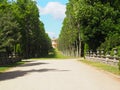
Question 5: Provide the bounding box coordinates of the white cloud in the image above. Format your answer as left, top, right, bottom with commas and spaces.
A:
46, 31, 55, 35
46, 31, 56, 38
39, 2, 66, 19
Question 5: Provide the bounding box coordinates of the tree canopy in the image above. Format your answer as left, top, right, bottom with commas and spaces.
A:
0, 0, 52, 58
58, 0, 120, 57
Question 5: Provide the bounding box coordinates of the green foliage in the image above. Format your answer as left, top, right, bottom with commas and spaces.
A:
58, 0, 81, 57
84, 43, 89, 57
16, 44, 21, 55
0, 1, 20, 55
110, 46, 120, 57
117, 47, 120, 57
118, 60, 120, 71
58, 0, 120, 57
100, 33, 120, 54
0, 0, 52, 58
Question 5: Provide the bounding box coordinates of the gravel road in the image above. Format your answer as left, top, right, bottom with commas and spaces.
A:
0, 59, 120, 90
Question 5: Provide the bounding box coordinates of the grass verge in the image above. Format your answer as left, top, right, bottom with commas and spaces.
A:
79, 59, 120, 75
0, 61, 25, 73
48, 49, 70, 59
31, 49, 71, 60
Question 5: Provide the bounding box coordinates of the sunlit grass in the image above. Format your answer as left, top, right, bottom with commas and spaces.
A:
0, 61, 25, 73
79, 59, 120, 75
31, 48, 71, 60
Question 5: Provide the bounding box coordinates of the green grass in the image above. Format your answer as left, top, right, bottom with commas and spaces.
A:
79, 59, 120, 75
31, 49, 71, 60
49, 49, 70, 59
0, 61, 25, 73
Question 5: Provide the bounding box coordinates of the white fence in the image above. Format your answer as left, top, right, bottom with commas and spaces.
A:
85, 50, 120, 67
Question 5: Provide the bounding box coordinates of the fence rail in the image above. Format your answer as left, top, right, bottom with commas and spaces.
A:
0, 57, 21, 66
0, 53, 22, 66
85, 50, 120, 67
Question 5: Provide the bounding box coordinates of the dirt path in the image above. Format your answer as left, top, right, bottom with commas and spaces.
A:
0, 59, 120, 90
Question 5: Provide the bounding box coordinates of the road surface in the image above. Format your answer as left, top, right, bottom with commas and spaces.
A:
0, 59, 120, 90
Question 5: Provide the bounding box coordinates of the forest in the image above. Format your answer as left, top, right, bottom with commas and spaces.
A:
0, 0, 52, 59
58, 0, 120, 57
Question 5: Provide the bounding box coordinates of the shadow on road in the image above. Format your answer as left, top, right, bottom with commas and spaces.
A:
0, 68, 69, 81
18, 62, 49, 67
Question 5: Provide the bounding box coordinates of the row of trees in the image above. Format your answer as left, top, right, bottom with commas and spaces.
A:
0, 0, 52, 58
58, 0, 120, 57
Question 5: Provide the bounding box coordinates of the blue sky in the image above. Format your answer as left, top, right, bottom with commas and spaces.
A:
35, 0, 68, 38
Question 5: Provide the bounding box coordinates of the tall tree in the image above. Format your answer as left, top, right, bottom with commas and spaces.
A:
58, 0, 120, 57
0, 1, 20, 55
0, 0, 52, 58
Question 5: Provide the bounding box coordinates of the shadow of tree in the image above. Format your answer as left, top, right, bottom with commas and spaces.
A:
0, 60, 48, 67
18, 62, 49, 67
0, 68, 69, 81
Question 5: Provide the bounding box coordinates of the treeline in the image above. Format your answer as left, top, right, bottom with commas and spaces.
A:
0, 0, 52, 59
58, 0, 120, 57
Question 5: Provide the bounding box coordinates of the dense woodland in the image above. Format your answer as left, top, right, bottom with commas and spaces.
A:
0, 0, 52, 59
58, 0, 120, 57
